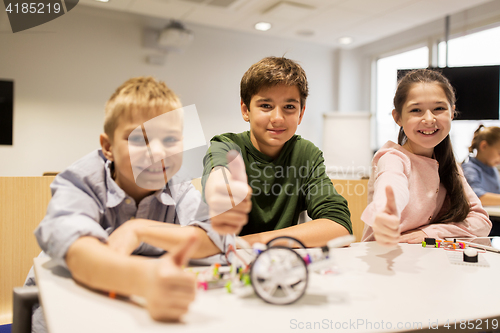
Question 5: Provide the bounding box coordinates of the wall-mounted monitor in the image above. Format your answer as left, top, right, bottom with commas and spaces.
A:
0, 80, 14, 145
397, 66, 500, 120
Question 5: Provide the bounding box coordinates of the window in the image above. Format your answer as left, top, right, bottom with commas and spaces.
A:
438, 25, 500, 162
438, 25, 500, 67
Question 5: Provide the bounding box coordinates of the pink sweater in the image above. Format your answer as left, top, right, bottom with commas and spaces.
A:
361, 141, 491, 241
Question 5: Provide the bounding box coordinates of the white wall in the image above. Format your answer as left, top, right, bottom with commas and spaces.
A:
336, 49, 365, 112
0, 5, 335, 176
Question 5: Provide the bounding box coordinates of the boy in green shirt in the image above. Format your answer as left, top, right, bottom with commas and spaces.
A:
203, 56, 352, 247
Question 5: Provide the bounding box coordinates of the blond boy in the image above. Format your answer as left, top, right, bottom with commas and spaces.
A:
29, 77, 231, 328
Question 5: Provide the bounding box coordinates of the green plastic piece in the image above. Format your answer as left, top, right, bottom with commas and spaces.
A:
242, 274, 251, 286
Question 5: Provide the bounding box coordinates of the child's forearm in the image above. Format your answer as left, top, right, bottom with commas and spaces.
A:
134, 221, 221, 258
66, 235, 199, 322
108, 219, 222, 258
479, 192, 500, 206
241, 219, 350, 248
65, 236, 152, 297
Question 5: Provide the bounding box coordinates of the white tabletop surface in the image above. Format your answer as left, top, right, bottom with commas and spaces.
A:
34, 242, 500, 333
484, 205, 500, 217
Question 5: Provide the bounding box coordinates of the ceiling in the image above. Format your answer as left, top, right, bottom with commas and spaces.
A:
77, 0, 494, 49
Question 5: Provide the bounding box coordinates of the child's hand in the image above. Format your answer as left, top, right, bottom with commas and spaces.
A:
373, 186, 401, 247
107, 219, 142, 255
205, 150, 252, 235
399, 229, 426, 244
144, 235, 199, 322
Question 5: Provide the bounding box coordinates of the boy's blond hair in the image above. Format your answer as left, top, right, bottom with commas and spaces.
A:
240, 56, 309, 110
104, 77, 182, 141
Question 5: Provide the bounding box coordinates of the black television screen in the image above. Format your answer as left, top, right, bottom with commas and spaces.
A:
0, 80, 14, 145
397, 66, 500, 120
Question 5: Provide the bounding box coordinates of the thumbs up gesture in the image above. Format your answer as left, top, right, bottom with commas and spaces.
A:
372, 186, 401, 247
205, 150, 252, 234
144, 235, 199, 322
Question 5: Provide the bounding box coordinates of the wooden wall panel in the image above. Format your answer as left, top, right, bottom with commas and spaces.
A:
331, 179, 369, 242
0, 176, 54, 324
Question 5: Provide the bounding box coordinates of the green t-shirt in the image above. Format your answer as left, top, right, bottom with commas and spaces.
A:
202, 131, 352, 236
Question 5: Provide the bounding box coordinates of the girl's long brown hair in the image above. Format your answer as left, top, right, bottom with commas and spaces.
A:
394, 69, 469, 223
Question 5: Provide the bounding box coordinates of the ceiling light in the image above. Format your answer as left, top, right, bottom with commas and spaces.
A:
95, 0, 109, 2
255, 22, 272, 31
338, 37, 353, 45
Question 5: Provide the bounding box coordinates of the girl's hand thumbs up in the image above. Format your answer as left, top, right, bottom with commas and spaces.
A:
373, 186, 401, 247
383, 186, 397, 215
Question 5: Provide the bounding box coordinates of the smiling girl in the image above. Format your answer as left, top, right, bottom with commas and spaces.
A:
361, 69, 491, 246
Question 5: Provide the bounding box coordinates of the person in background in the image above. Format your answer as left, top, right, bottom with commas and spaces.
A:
462, 125, 500, 235
361, 69, 491, 246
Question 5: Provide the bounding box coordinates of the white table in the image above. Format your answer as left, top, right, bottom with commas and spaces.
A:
34, 242, 500, 333
484, 206, 500, 217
